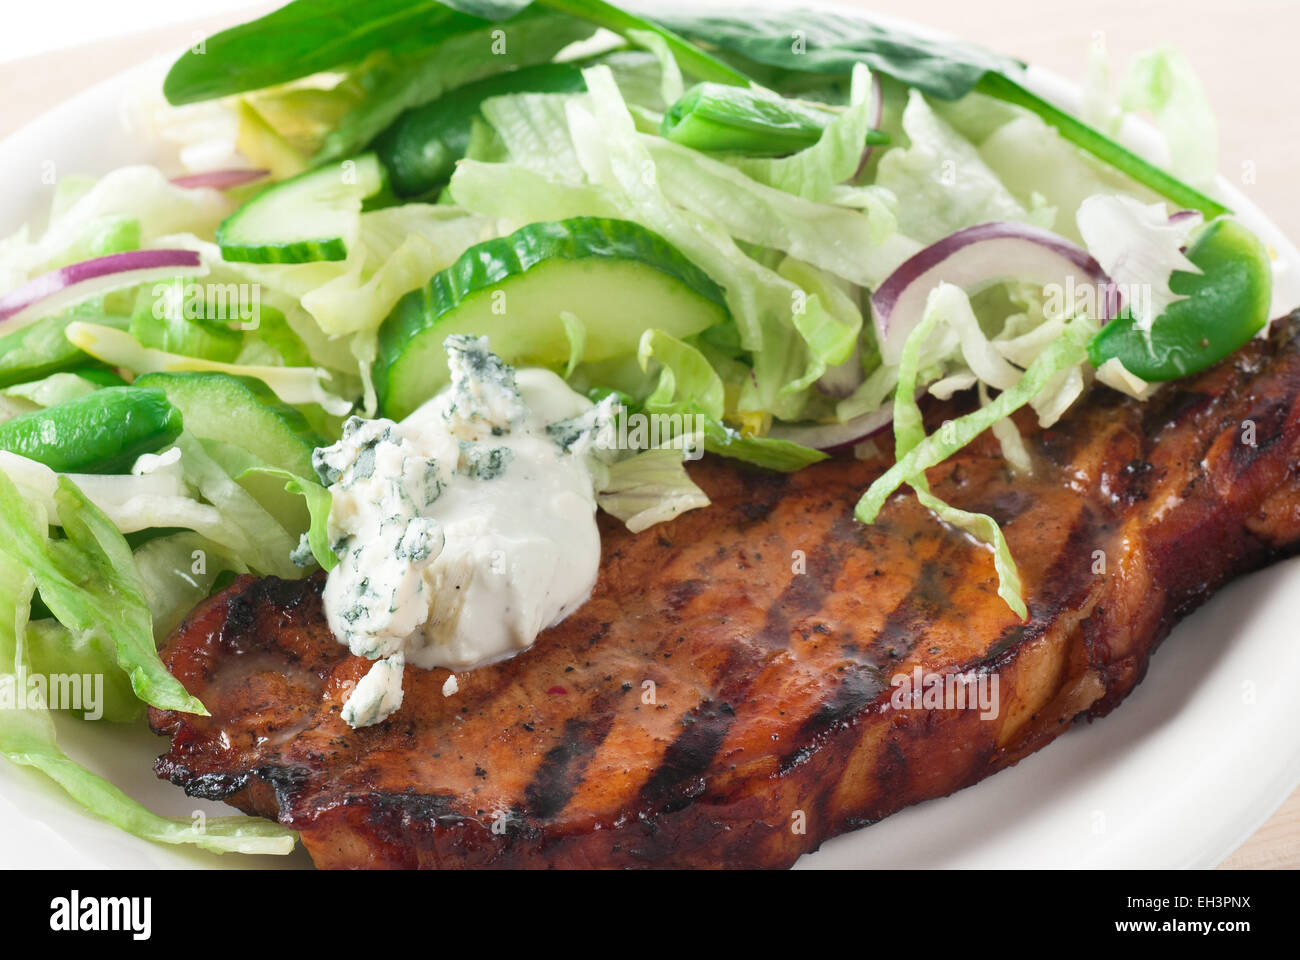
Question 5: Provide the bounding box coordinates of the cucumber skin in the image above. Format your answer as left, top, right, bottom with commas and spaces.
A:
218, 234, 350, 265
374, 217, 730, 418
0, 386, 182, 474
133, 371, 322, 476
372, 62, 587, 198
215, 154, 385, 265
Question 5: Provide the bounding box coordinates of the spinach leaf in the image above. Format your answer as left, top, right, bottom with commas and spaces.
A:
438, 0, 533, 15
646, 8, 1021, 100
540, 0, 750, 84
446, 0, 751, 84
168, 0, 748, 108
164, 0, 492, 104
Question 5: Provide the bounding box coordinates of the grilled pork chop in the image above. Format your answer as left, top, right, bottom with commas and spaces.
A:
151, 313, 1300, 868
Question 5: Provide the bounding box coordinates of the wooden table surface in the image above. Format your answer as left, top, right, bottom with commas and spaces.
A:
0, 0, 1295, 869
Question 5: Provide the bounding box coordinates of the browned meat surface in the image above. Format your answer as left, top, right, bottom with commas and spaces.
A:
151, 313, 1300, 869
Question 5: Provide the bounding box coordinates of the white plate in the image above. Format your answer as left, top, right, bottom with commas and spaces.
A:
1, 5, 1298, 870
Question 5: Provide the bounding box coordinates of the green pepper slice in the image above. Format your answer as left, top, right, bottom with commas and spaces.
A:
1087, 217, 1273, 382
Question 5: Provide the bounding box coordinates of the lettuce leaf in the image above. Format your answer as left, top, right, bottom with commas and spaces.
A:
317, 10, 598, 161
976, 113, 1159, 245
702, 419, 827, 471
171, 434, 302, 579
875, 90, 1044, 244
2, 372, 99, 408
239, 466, 338, 571
597, 447, 709, 532
625, 27, 685, 108
0, 470, 205, 714
64, 320, 354, 416
644, 135, 912, 289
36, 167, 229, 267
1120, 48, 1218, 189
450, 159, 619, 220
871, 292, 1027, 619
775, 257, 862, 395
0, 485, 295, 854
857, 313, 1091, 523
299, 205, 499, 338
638, 328, 725, 421
23, 618, 141, 723
561, 66, 863, 421
130, 531, 247, 641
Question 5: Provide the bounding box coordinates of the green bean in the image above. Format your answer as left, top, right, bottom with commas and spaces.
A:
0, 386, 183, 473
662, 83, 883, 156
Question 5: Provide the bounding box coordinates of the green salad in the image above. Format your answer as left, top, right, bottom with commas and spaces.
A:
0, 0, 1276, 856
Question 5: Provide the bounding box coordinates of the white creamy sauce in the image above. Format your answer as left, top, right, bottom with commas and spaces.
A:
319, 336, 616, 728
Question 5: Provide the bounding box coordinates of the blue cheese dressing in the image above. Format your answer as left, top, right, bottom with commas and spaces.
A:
316, 336, 616, 728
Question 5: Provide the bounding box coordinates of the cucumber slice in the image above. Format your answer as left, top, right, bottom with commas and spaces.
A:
130, 279, 244, 363
132, 371, 322, 477
374, 217, 730, 420
133, 371, 323, 529
215, 153, 385, 264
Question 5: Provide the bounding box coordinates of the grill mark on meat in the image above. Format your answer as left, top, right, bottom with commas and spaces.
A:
732, 467, 791, 526
959, 486, 1036, 525
256, 764, 311, 811
524, 712, 616, 821
168, 769, 249, 802
1037, 504, 1105, 611
868, 534, 969, 665
1225, 395, 1289, 474
778, 663, 883, 774
638, 698, 734, 815
638, 514, 852, 816
365, 793, 465, 839
1143, 389, 1215, 438
664, 579, 708, 614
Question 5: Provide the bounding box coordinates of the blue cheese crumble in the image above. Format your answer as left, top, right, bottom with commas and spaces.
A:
319, 335, 614, 728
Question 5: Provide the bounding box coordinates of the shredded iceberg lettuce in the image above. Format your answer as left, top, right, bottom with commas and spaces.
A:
1076, 194, 1201, 331
64, 320, 353, 416
876, 90, 1047, 244
597, 447, 710, 532
0, 483, 295, 854
0, 470, 205, 714
857, 314, 1093, 525
864, 290, 1035, 619
300, 205, 500, 338
638, 328, 725, 421
1120, 48, 1219, 189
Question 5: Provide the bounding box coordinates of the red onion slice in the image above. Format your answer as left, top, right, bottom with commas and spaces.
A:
869, 221, 1115, 366
767, 405, 895, 451
170, 168, 269, 190
0, 249, 204, 332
